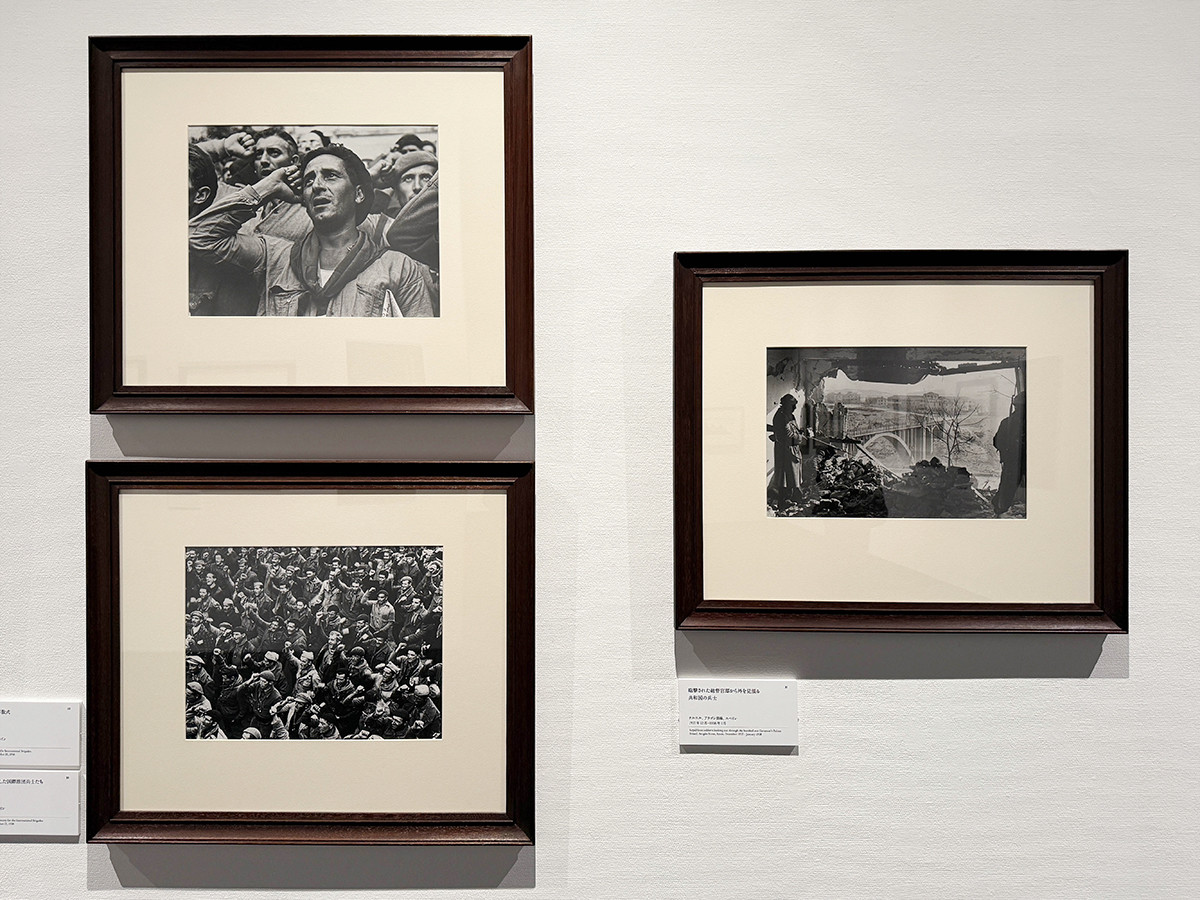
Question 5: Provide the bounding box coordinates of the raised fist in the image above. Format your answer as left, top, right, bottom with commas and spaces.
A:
222, 132, 255, 159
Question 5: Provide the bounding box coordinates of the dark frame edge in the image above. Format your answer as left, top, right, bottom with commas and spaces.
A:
673, 254, 705, 629
1094, 252, 1129, 632
505, 466, 536, 844
85, 462, 120, 841
90, 820, 532, 846
677, 608, 1127, 633
91, 394, 534, 415
503, 37, 535, 415
88, 34, 532, 59
89, 39, 120, 414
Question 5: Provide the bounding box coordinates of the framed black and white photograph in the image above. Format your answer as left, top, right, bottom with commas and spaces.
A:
184, 544, 444, 742
675, 250, 1128, 632
187, 124, 442, 318
87, 461, 534, 844
766, 346, 1027, 519
90, 36, 533, 414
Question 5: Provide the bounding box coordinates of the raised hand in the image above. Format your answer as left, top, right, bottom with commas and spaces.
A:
254, 165, 301, 204
222, 132, 255, 159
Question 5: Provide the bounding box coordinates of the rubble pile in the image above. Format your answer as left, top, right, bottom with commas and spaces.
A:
883, 458, 993, 518
810, 455, 888, 517
999, 499, 1026, 518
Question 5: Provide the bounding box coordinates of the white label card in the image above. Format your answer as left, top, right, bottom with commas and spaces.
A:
678, 678, 797, 747
0, 770, 80, 837
0, 701, 81, 768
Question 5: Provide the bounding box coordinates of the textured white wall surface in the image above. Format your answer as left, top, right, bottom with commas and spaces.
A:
2, 1, 1198, 897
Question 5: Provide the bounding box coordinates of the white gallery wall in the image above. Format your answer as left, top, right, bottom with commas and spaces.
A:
2, 1, 1198, 897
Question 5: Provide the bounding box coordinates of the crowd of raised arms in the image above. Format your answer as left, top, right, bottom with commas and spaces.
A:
184, 545, 443, 740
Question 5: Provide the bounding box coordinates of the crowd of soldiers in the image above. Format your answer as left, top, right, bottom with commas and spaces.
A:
184, 545, 443, 740
188, 126, 440, 317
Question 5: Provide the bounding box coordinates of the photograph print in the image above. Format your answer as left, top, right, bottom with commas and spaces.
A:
767, 347, 1027, 519
188, 125, 440, 318
185, 545, 443, 741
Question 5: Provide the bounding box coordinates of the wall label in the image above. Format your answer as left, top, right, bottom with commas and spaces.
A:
0, 702, 81, 769
678, 679, 797, 747
0, 770, 79, 837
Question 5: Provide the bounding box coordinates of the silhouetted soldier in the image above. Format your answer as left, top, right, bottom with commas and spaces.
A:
992, 392, 1026, 514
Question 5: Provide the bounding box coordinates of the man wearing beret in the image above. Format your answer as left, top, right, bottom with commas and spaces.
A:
190, 144, 435, 317
393, 151, 435, 206
185, 684, 210, 734
409, 683, 442, 739
376, 661, 405, 700
370, 150, 436, 215
393, 133, 425, 154
236, 669, 285, 738
259, 650, 286, 685
212, 620, 238, 658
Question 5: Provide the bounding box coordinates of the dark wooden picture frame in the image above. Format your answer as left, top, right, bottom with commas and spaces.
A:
86, 460, 534, 844
90, 35, 533, 414
675, 250, 1128, 632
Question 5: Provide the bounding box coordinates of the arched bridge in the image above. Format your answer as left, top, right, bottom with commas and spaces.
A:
846, 418, 940, 466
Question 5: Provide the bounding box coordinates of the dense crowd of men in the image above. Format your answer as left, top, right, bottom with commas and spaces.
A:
187, 126, 440, 317
184, 545, 443, 740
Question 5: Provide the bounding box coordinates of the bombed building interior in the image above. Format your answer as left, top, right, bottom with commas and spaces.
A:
767, 347, 1027, 519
